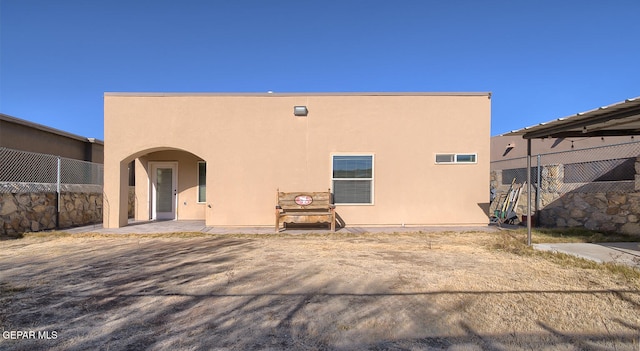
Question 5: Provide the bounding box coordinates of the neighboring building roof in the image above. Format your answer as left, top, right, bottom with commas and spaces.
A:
505, 97, 640, 139
0, 113, 104, 145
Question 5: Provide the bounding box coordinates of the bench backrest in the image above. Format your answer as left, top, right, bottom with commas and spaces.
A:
277, 190, 332, 210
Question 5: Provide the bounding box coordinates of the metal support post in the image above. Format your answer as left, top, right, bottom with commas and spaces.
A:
527, 139, 532, 246
56, 157, 61, 230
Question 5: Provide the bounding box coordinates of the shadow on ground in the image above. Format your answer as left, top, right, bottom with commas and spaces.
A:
0, 234, 639, 350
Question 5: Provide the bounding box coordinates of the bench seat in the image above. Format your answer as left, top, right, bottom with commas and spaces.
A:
275, 189, 336, 232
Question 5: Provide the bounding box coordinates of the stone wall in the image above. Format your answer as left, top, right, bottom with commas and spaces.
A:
59, 192, 103, 229
128, 186, 135, 219
1, 192, 57, 237
0, 185, 136, 238
491, 158, 640, 235
1, 190, 103, 238
537, 191, 640, 235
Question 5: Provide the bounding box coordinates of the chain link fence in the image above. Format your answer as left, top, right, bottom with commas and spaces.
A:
491, 141, 640, 229
1, 147, 105, 235
491, 141, 640, 195
0, 147, 103, 193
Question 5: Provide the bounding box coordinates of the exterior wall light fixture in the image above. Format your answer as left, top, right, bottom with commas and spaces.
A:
294, 106, 308, 116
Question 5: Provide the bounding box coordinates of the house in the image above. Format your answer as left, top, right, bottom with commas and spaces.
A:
103, 92, 491, 229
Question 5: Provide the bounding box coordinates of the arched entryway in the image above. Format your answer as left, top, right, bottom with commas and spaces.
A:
104, 147, 206, 228
134, 148, 206, 222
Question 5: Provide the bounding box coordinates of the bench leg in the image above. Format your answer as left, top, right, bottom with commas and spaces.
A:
330, 212, 336, 232
275, 211, 280, 233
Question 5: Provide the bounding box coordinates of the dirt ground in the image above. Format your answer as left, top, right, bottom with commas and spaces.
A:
0, 231, 639, 351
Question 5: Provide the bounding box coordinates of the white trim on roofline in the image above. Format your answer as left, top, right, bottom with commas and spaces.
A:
104, 91, 492, 98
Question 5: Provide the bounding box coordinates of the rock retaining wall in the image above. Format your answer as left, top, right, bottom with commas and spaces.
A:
1, 190, 103, 238
128, 186, 135, 219
1, 184, 136, 238
537, 191, 640, 235
1, 192, 57, 237
491, 159, 640, 235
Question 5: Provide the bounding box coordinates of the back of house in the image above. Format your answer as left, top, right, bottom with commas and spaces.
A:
103, 92, 491, 229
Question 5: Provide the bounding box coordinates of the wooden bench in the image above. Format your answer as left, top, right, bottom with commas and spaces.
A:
275, 189, 336, 232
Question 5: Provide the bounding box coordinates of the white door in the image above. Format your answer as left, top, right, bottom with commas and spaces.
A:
151, 162, 178, 220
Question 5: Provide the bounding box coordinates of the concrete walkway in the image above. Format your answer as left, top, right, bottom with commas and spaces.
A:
534, 242, 640, 268
62, 220, 498, 235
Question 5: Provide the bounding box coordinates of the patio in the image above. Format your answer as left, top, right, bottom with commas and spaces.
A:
63, 220, 500, 235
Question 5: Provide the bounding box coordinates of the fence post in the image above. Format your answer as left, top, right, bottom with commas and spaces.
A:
56, 156, 61, 230
536, 154, 541, 217
527, 139, 532, 246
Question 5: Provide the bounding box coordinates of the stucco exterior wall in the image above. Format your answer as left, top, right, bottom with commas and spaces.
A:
104, 93, 491, 228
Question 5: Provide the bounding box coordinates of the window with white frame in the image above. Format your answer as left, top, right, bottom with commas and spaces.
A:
197, 162, 206, 203
332, 155, 373, 204
435, 153, 477, 164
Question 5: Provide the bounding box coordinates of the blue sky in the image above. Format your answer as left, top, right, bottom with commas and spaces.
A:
1, 0, 639, 140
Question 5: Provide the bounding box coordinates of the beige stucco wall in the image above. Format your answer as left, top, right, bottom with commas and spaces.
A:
104, 93, 491, 228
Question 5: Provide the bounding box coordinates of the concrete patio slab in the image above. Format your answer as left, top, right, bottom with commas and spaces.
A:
61, 220, 499, 235
534, 242, 640, 268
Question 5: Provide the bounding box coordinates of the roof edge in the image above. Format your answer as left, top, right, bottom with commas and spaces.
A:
504, 96, 640, 138
104, 91, 492, 97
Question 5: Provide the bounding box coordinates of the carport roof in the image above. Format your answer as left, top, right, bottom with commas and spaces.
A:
505, 96, 640, 139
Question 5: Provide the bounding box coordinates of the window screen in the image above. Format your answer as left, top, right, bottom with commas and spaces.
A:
332, 155, 373, 204
436, 153, 477, 164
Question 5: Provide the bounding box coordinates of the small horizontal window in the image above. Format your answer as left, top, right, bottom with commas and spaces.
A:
435, 154, 454, 163
435, 153, 477, 164
456, 154, 476, 163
